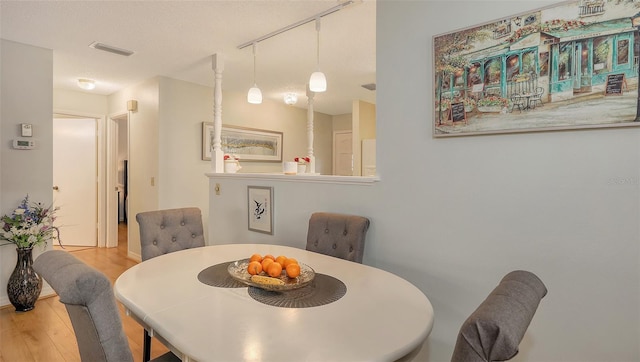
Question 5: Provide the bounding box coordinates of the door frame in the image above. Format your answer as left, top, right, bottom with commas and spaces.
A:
53, 109, 106, 247
107, 112, 128, 248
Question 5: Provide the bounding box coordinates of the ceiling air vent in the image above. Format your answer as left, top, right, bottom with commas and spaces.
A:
89, 42, 134, 57
361, 83, 376, 91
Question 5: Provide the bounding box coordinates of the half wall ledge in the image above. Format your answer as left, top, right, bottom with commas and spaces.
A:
205, 172, 379, 186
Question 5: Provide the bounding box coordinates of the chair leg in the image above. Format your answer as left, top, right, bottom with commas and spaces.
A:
143, 330, 151, 362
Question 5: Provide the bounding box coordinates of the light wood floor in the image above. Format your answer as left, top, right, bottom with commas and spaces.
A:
0, 223, 170, 362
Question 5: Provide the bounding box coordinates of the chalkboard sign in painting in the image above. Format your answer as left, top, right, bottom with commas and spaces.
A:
450, 102, 466, 124
605, 74, 625, 96
433, 0, 640, 137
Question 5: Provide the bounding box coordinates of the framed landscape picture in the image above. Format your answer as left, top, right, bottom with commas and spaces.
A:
433, 0, 640, 137
202, 123, 283, 161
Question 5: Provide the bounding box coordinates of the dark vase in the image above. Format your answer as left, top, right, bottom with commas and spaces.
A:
7, 247, 42, 312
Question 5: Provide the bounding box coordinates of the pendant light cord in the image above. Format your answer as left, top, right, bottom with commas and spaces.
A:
316, 17, 321, 71
252, 42, 258, 85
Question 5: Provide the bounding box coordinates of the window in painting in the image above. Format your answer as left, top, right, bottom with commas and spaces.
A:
617, 38, 629, 65
635, 32, 640, 69
441, 74, 451, 91
454, 69, 465, 87
580, 41, 589, 76
506, 54, 520, 80
524, 15, 537, 26
485, 58, 501, 85
493, 20, 511, 39
467, 63, 482, 87
521, 51, 536, 75
558, 43, 572, 80
593, 36, 610, 74
539, 52, 549, 77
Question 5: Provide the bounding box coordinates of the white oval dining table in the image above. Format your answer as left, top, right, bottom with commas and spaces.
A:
114, 244, 434, 362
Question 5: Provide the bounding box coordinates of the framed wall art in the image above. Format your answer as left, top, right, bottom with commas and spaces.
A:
247, 186, 273, 234
202, 122, 283, 161
202, 122, 215, 160
433, 0, 640, 137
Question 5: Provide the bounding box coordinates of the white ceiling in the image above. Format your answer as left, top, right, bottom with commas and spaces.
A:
0, 0, 376, 116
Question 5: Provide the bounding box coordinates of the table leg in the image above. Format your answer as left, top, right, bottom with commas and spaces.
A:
143, 330, 151, 362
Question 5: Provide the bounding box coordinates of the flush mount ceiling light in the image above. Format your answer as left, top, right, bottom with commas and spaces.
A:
77, 78, 96, 90
247, 43, 263, 104
284, 93, 298, 105
309, 17, 327, 93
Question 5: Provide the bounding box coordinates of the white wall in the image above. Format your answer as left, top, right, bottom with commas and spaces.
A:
380, 1, 638, 360
207, 1, 640, 361
54, 88, 108, 115
157, 77, 213, 239
0, 40, 54, 306
353, 100, 376, 176
109, 77, 160, 259
332, 113, 352, 131
220, 87, 334, 175
110, 76, 337, 258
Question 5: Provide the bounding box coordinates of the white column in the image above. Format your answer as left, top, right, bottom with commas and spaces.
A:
306, 85, 316, 174
211, 54, 224, 173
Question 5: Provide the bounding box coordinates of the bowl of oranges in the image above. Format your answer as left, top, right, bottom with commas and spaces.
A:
227, 253, 316, 291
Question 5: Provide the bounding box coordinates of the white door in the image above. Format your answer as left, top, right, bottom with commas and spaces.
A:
361, 139, 377, 176
53, 118, 97, 246
333, 131, 353, 176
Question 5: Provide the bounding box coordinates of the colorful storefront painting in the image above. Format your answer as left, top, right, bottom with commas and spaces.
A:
433, 0, 640, 137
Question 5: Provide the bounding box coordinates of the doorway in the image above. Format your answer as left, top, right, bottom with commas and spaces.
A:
52, 117, 98, 247
107, 113, 129, 248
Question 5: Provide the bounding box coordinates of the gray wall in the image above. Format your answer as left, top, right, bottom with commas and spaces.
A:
208, 1, 640, 361
0, 39, 54, 305
379, 1, 639, 360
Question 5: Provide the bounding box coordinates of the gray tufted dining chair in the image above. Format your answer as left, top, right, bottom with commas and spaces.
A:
451, 270, 547, 362
136, 207, 205, 361
33, 250, 179, 362
136, 207, 205, 262
306, 212, 370, 263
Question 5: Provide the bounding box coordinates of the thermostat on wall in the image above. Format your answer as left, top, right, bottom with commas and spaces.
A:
13, 139, 35, 150
21, 123, 33, 137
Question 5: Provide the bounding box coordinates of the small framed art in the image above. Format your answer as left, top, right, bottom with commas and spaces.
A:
247, 186, 273, 234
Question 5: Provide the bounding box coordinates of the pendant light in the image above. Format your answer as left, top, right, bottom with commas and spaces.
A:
247, 42, 262, 104
309, 17, 327, 92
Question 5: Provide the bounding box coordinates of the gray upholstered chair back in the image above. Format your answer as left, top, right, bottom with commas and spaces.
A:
451, 270, 547, 362
33, 250, 134, 362
306, 212, 370, 263
136, 207, 205, 261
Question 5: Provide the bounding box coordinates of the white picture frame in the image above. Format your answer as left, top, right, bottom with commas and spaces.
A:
247, 186, 273, 234
202, 123, 283, 161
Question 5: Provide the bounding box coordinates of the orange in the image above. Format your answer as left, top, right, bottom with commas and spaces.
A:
249, 254, 263, 263
283, 258, 298, 268
267, 262, 283, 277
247, 261, 262, 275
285, 263, 301, 278
261, 258, 274, 272
275, 255, 287, 267
263, 254, 276, 261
